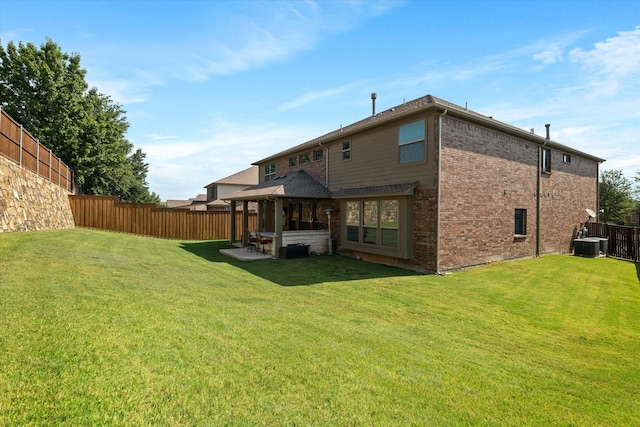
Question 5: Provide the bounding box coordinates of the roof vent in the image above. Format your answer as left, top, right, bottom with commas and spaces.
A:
371, 93, 377, 116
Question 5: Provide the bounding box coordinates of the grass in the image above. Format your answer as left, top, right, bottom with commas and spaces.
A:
0, 228, 639, 426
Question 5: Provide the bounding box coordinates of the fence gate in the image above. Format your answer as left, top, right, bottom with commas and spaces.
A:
585, 222, 639, 262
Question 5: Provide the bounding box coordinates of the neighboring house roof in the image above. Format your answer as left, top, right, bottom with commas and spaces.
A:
254, 94, 605, 164
204, 166, 258, 188
166, 194, 207, 209
223, 170, 332, 201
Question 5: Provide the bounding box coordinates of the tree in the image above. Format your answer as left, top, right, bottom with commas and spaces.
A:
0, 39, 159, 202
599, 170, 635, 224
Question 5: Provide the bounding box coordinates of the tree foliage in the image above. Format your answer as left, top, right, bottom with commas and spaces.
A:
599, 169, 635, 224
0, 39, 160, 203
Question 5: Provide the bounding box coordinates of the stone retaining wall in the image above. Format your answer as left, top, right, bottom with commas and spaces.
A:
0, 155, 75, 233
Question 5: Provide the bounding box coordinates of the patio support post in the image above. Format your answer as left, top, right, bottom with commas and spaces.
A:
242, 201, 249, 246
229, 200, 237, 244
274, 198, 284, 256
257, 200, 263, 232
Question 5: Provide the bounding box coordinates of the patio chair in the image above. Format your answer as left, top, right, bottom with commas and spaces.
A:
247, 232, 259, 253
257, 233, 272, 255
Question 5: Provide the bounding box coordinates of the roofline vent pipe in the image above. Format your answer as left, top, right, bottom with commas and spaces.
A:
545, 123, 550, 140
371, 93, 377, 116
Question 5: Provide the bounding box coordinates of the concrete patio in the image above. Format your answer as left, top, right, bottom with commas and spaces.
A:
220, 246, 276, 261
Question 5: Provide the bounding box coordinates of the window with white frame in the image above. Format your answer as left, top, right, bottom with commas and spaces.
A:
398, 120, 425, 164
264, 163, 276, 181
342, 141, 351, 160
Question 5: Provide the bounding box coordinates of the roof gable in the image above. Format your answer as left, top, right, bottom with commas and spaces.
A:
223, 169, 331, 201
205, 166, 258, 188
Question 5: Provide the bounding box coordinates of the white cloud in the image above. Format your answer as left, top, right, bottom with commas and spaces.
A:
532, 44, 564, 65
276, 81, 369, 112
569, 26, 640, 96
139, 118, 321, 200
145, 134, 177, 141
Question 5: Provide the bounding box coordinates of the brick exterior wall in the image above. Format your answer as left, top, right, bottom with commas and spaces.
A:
269, 149, 327, 185
437, 116, 598, 271
409, 189, 438, 272
538, 151, 598, 254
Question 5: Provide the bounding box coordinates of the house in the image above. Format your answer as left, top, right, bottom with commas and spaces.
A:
166, 194, 208, 210
224, 94, 604, 273
204, 166, 258, 211
166, 166, 258, 212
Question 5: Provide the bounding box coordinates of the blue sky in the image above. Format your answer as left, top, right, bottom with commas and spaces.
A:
1, 0, 639, 200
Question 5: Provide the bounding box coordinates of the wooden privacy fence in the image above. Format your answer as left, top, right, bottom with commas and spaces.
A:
0, 108, 73, 192
69, 195, 257, 241
585, 222, 640, 262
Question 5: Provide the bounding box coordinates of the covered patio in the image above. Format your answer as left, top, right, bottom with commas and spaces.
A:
223, 170, 334, 257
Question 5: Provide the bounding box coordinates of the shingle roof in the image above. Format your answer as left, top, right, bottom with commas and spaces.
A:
204, 166, 259, 188
222, 170, 331, 201
254, 94, 605, 164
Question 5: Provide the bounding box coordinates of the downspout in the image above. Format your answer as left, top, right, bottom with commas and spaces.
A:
536, 132, 549, 257
596, 161, 601, 223
436, 109, 448, 274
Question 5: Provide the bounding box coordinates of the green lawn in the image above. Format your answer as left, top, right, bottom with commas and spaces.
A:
1, 228, 638, 426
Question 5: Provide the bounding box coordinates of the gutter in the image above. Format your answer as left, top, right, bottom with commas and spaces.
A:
436, 109, 448, 274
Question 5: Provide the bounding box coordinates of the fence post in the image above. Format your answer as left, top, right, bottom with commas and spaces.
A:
19, 125, 23, 166
36, 140, 39, 175
49, 149, 52, 181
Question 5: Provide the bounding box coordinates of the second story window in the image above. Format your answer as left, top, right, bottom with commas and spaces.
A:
342, 141, 351, 160
541, 148, 551, 173
398, 120, 425, 164
300, 153, 310, 164
264, 163, 276, 181
289, 157, 297, 167
313, 149, 324, 161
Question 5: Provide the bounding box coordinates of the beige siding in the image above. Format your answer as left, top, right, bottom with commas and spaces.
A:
327, 112, 437, 192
